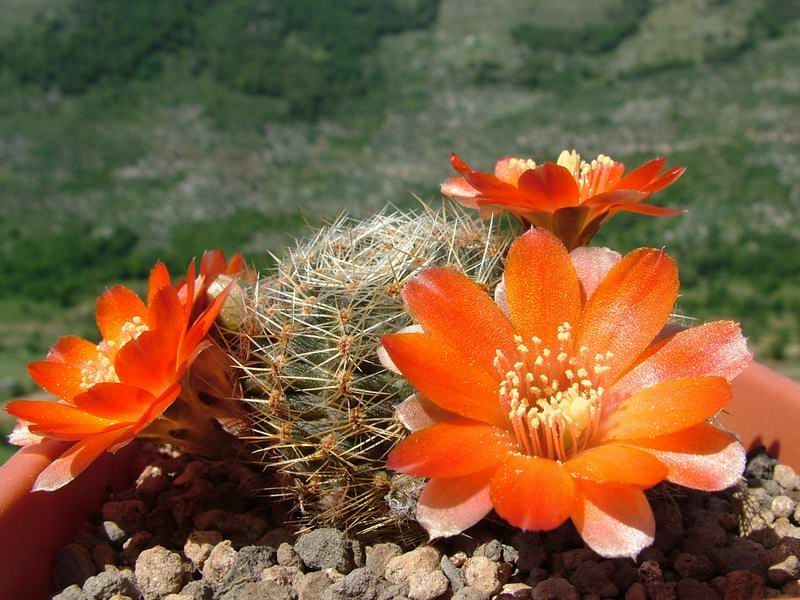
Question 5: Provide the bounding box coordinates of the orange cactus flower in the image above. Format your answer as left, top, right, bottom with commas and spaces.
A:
380, 229, 750, 558
6, 257, 234, 491
441, 151, 685, 250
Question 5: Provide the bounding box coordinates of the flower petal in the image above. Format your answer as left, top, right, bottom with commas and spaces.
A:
644, 166, 685, 193
625, 423, 745, 491
615, 158, 666, 190
490, 454, 575, 531
395, 393, 455, 432
417, 470, 494, 539
569, 246, 622, 304
517, 164, 581, 210
610, 321, 751, 409
566, 444, 667, 487
401, 267, 517, 374
601, 376, 731, 441
32, 428, 133, 492
380, 332, 506, 425
441, 177, 480, 206
45, 336, 98, 367
147, 262, 172, 308
575, 248, 678, 380
571, 480, 655, 559
378, 325, 423, 373
71, 383, 158, 422
114, 329, 179, 396
386, 420, 514, 478
504, 228, 582, 348
96, 286, 148, 346
28, 361, 84, 402
6, 400, 121, 438
494, 157, 536, 185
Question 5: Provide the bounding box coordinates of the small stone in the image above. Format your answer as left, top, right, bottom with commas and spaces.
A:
92, 542, 117, 570
163, 595, 193, 600
184, 531, 223, 570
453, 588, 484, 600
513, 533, 547, 572
771, 495, 796, 519
612, 559, 638, 591
350, 540, 365, 568
385, 547, 448, 600
52, 585, 88, 600
724, 570, 766, 600
179, 580, 214, 600
673, 552, 715, 581
192, 510, 268, 547
502, 545, 520, 566
366, 543, 402, 575
532, 577, 579, 600
624, 582, 647, 600
712, 538, 767, 574
120, 531, 155, 566
298, 571, 334, 600
262, 565, 304, 589
637, 560, 663, 586
481, 539, 504, 561
450, 551, 469, 568
464, 556, 508, 596
135, 546, 186, 600
568, 561, 617, 598
321, 567, 391, 600
767, 555, 800, 586
675, 578, 719, 600
497, 582, 534, 598
53, 543, 96, 592
647, 582, 677, 600
258, 528, 293, 548
83, 565, 138, 599
102, 521, 128, 547
218, 545, 276, 592
773, 517, 800, 539
440, 555, 464, 592
295, 528, 353, 573
102, 500, 148, 534
782, 580, 800, 596
136, 465, 169, 497
774, 465, 800, 490
202, 541, 238, 587
220, 581, 293, 600
276, 542, 302, 568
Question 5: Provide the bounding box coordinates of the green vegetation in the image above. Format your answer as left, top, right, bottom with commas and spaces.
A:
1, 0, 799, 458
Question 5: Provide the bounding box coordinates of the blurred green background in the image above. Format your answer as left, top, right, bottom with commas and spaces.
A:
1, 0, 799, 462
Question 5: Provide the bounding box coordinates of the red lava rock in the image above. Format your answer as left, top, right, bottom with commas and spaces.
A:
723, 570, 766, 600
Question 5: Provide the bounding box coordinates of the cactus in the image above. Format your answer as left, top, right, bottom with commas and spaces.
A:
229, 206, 510, 540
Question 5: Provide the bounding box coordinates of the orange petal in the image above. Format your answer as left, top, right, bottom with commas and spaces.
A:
380, 332, 506, 425
625, 423, 745, 491
494, 156, 535, 185
386, 420, 514, 478
575, 248, 678, 380
201, 250, 228, 278
148, 285, 185, 349
615, 158, 666, 190
32, 427, 133, 492
45, 336, 98, 367
147, 262, 172, 308
401, 267, 517, 374
644, 166, 685, 193
517, 163, 581, 211
583, 190, 649, 209
571, 479, 655, 559
601, 376, 731, 441
569, 246, 621, 305
451, 154, 528, 206
96, 285, 148, 346
114, 329, 178, 396
504, 228, 582, 348
6, 400, 121, 438
490, 454, 575, 531
417, 470, 494, 538
28, 361, 84, 402
566, 444, 667, 487
130, 383, 182, 434
611, 321, 751, 407
441, 177, 480, 205
71, 383, 158, 422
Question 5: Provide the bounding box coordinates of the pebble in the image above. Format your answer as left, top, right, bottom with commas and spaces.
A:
217, 545, 276, 593
297, 571, 334, 600
202, 541, 238, 587
568, 560, 617, 598
531, 577, 579, 600
276, 542, 303, 568
184, 531, 223, 570
385, 547, 448, 600
675, 578, 718, 600
52, 585, 88, 600
366, 543, 403, 575
497, 582, 533, 598
766, 554, 800, 586
295, 528, 353, 572
673, 552, 715, 581
82, 565, 138, 599
770, 495, 796, 518
219, 581, 293, 600
321, 567, 392, 600
261, 565, 304, 589
723, 570, 766, 600
464, 556, 509, 596
135, 546, 187, 599
774, 465, 800, 490
102, 500, 148, 534
452, 588, 485, 600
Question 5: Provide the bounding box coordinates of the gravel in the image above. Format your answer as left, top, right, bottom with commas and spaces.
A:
50, 446, 800, 599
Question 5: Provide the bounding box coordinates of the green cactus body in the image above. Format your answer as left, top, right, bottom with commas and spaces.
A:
235, 207, 510, 540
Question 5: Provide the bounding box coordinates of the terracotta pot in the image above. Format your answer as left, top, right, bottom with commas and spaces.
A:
0, 363, 798, 600
0, 440, 138, 600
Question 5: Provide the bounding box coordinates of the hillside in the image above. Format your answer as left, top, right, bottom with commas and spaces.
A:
1, 0, 799, 458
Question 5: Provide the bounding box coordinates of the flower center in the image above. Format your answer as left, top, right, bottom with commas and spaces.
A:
557, 150, 618, 200
80, 316, 149, 390
493, 322, 612, 462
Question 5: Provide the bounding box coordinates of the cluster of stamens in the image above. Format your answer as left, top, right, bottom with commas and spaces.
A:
80, 316, 149, 390
557, 150, 619, 200
493, 322, 612, 462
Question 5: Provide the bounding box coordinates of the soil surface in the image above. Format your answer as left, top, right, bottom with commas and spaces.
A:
50, 446, 800, 600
